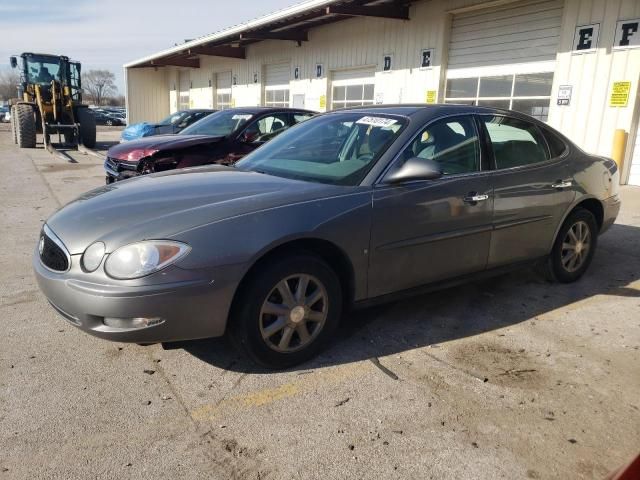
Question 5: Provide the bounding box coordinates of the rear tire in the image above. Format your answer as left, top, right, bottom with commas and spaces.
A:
229, 253, 342, 369
77, 108, 96, 148
15, 104, 36, 148
544, 208, 598, 283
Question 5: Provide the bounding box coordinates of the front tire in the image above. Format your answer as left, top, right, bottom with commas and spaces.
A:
15, 104, 36, 148
229, 253, 342, 369
545, 208, 598, 283
10, 106, 17, 144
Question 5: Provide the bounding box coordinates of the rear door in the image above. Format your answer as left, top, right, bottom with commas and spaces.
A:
368, 115, 494, 297
478, 114, 575, 267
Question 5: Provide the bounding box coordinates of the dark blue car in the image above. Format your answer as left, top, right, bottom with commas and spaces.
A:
121, 109, 216, 142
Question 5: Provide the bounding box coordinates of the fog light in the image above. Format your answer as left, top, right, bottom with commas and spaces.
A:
103, 316, 165, 329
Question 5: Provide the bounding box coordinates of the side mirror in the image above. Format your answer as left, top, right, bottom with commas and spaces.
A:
9, 56, 17, 69
385, 157, 443, 184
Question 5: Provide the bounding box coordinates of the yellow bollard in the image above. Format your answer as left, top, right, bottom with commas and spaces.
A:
611, 129, 628, 169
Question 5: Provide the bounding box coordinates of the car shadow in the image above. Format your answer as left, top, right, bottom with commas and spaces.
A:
180, 223, 640, 373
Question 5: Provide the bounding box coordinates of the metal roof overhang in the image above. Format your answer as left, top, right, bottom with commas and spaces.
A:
125, 0, 411, 69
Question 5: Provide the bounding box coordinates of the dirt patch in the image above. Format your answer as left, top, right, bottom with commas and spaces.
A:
40, 163, 96, 172
449, 340, 547, 389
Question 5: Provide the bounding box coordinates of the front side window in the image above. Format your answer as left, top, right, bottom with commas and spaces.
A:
481, 116, 549, 169
399, 116, 480, 175
242, 114, 291, 143
179, 110, 253, 137
236, 113, 407, 185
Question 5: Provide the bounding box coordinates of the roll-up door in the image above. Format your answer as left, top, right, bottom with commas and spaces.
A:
331, 68, 375, 110
264, 63, 290, 107
448, 0, 564, 69
445, 0, 563, 121
216, 71, 232, 110
178, 70, 190, 111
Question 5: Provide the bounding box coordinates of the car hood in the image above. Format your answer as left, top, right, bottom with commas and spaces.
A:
45, 166, 355, 254
108, 134, 225, 161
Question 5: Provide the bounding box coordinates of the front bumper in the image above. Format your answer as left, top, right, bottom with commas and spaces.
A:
104, 157, 140, 183
601, 194, 621, 234
33, 248, 238, 343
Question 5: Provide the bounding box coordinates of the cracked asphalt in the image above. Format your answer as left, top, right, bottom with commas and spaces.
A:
0, 124, 639, 479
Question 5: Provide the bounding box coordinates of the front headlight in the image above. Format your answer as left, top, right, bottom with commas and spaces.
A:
104, 241, 190, 280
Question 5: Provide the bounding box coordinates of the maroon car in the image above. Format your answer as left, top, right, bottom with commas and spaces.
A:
104, 107, 315, 183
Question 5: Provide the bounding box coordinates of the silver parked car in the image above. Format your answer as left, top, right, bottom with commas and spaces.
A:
34, 105, 621, 368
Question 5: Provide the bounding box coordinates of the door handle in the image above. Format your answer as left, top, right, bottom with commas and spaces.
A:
551, 180, 572, 189
463, 193, 489, 204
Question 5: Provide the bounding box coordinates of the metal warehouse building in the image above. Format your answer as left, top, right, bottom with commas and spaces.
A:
124, 0, 640, 185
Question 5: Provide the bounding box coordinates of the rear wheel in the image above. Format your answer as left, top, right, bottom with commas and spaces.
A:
545, 208, 598, 283
15, 104, 36, 148
229, 253, 342, 369
77, 108, 96, 148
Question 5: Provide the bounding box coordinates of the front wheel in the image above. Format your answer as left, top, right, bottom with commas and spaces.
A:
545, 208, 598, 283
229, 253, 342, 369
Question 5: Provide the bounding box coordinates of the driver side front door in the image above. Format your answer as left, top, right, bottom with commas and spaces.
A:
368, 115, 494, 298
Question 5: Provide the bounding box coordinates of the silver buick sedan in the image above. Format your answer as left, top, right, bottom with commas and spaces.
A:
34, 105, 621, 368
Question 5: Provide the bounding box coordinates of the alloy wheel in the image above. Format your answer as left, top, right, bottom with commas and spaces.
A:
561, 220, 591, 273
259, 274, 328, 353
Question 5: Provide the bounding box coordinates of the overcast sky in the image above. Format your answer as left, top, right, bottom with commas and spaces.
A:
0, 0, 300, 93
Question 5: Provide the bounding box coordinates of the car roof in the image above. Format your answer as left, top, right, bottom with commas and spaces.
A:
325, 103, 550, 125
221, 106, 316, 114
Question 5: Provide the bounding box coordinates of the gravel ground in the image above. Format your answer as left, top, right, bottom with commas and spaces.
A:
0, 124, 639, 479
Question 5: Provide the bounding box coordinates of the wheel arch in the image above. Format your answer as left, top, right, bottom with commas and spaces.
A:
228, 237, 356, 322
550, 196, 605, 251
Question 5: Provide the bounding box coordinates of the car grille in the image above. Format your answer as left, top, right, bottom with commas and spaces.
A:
39, 227, 70, 272
105, 157, 119, 172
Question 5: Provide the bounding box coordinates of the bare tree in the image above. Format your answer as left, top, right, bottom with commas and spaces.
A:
82, 70, 117, 106
0, 70, 20, 101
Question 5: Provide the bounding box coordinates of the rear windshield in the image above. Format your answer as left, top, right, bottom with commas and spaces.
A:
236, 113, 407, 186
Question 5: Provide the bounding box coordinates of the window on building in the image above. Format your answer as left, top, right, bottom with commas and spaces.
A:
265, 89, 290, 108
445, 72, 554, 122
331, 83, 375, 110
216, 92, 232, 110
480, 116, 549, 168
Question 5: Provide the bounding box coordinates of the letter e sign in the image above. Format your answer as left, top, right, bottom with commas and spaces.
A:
573, 24, 600, 52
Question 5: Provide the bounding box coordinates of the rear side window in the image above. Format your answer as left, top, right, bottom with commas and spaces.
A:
481, 116, 549, 169
541, 128, 568, 158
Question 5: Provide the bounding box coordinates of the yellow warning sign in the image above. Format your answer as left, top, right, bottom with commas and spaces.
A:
610, 81, 631, 107
426, 90, 437, 104
319, 95, 327, 110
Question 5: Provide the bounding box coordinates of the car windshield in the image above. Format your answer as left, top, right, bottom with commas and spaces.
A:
235, 113, 407, 186
180, 110, 253, 137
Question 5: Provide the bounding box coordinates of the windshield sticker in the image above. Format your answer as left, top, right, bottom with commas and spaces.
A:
356, 116, 397, 128
232, 114, 252, 121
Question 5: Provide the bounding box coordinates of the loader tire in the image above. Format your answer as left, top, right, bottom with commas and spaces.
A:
77, 108, 96, 148
15, 104, 36, 148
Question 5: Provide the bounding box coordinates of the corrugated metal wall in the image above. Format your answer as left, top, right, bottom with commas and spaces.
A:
126, 0, 640, 183
126, 68, 169, 123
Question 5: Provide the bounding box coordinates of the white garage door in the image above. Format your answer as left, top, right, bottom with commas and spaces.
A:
264, 63, 290, 107
445, 0, 563, 121
331, 68, 375, 110
629, 125, 640, 186
215, 71, 232, 110
448, 0, 564, 69
178, 70, 190, 111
